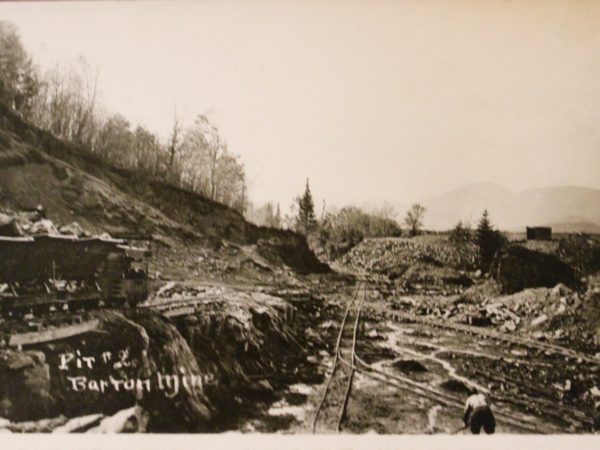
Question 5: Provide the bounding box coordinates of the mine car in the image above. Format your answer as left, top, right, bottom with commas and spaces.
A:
0, 234, 151, 316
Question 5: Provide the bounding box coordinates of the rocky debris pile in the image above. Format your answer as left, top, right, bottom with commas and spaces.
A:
0, 406, 147, 433
139, 281, 320, 429
153, 282, 211, 300
557, 234, 600, 278
409, 280, 600, 353
157, 239, 306, 285
471, 284, 581, 335
492, 245, 578, 294
159, 244, 236, 280
394, 262, 474, 295
0, 208, 92, 238
339, 237, 478, 275
170, 287, 317, 430
152, 282, 297, 335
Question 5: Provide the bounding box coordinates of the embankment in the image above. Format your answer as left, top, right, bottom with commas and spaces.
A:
0, 289, 320, 432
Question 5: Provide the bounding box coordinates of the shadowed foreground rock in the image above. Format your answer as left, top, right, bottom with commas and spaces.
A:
493, 246, 578, 294
0, 286, 312, 432
0, 310, 211, 432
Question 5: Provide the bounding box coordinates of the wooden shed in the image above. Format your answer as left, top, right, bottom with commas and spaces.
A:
526, 226, 552, 241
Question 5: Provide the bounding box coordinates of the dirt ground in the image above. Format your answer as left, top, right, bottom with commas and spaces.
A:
239, 278, 599, 434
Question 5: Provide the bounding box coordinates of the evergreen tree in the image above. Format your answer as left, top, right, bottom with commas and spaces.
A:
449, 220, 472, 246
475, 210, 505, 273
449, 220, 476, 270
295, 179, 317, 235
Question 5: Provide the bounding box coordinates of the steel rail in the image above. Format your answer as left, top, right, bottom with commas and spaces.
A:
350, 353, 553, 433
335, 283, 364, 433
390, 312, 600, 365
310, 282, 361, 433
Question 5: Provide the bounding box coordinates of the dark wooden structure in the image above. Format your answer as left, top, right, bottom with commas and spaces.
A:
0, 235, 151, 315
526, 226, 552, 241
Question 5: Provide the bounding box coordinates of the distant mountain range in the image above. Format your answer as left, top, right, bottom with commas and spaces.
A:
415, 183, 600, 232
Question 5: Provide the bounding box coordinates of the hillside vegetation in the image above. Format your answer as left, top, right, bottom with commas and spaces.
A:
0, 102, 327, 277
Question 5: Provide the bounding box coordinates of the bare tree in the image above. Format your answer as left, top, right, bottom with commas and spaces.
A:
70, 57, 100, 148
167, 110, 181, 180
204, 116, 226, 201
379, 202, 397, 221
3, 22, 251, 215
96, 114, 133, 167
404, 203, 426, 236
0, 22, 40, 117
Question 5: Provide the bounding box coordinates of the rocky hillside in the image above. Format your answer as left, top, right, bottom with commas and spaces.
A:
0, 102, 327, 277
0, 285, 325, 432
340, 236, 478, 274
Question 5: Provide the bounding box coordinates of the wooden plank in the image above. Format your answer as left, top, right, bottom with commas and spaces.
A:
163, 306, 195, 318
8, 319, 100, 347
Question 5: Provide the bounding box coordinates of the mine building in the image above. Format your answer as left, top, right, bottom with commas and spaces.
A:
526, 226, 552, 241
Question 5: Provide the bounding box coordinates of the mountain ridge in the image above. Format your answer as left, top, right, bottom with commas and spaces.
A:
418, 183, 600, 232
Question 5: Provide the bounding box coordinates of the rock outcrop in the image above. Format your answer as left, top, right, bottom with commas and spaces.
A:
492, 246, 578, 294
0, 285, 313, 432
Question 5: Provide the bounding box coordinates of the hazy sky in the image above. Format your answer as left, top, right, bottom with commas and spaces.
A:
1, 0, 599, 212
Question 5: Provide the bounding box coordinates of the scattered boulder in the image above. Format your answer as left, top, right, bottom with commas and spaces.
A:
88, 406, 147, 433
29, 219, 59, 236
4, 415, 67, 433
552, 283, 572, 297
306, 355, 319, 364
586, 386, 600, 400
319, 320, 337, 330
531, 314, 548, 328
52, 413, 103, 433
366, 328, 382, 339
58, 222, 88, 238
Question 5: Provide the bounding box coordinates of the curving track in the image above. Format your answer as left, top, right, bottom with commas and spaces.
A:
311, 280, 366, 433
308, 277, 593, 434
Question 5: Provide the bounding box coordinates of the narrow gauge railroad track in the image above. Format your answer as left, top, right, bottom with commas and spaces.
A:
334, 316, 594, 432
386, 311, 600, 365
311, 280, 366, 433
344, 347, 592, 432
380, 342, 594, 430
338, 353, 558, 433
310, 281, 568, 434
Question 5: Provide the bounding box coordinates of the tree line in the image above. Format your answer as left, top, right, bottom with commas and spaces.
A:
277, 179, 508, 270
0, 22, 247, 212
262, 180, 401, 258
448, 210, 507, 272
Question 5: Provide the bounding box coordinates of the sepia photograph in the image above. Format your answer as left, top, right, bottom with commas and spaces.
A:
0, 0, 599, 445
